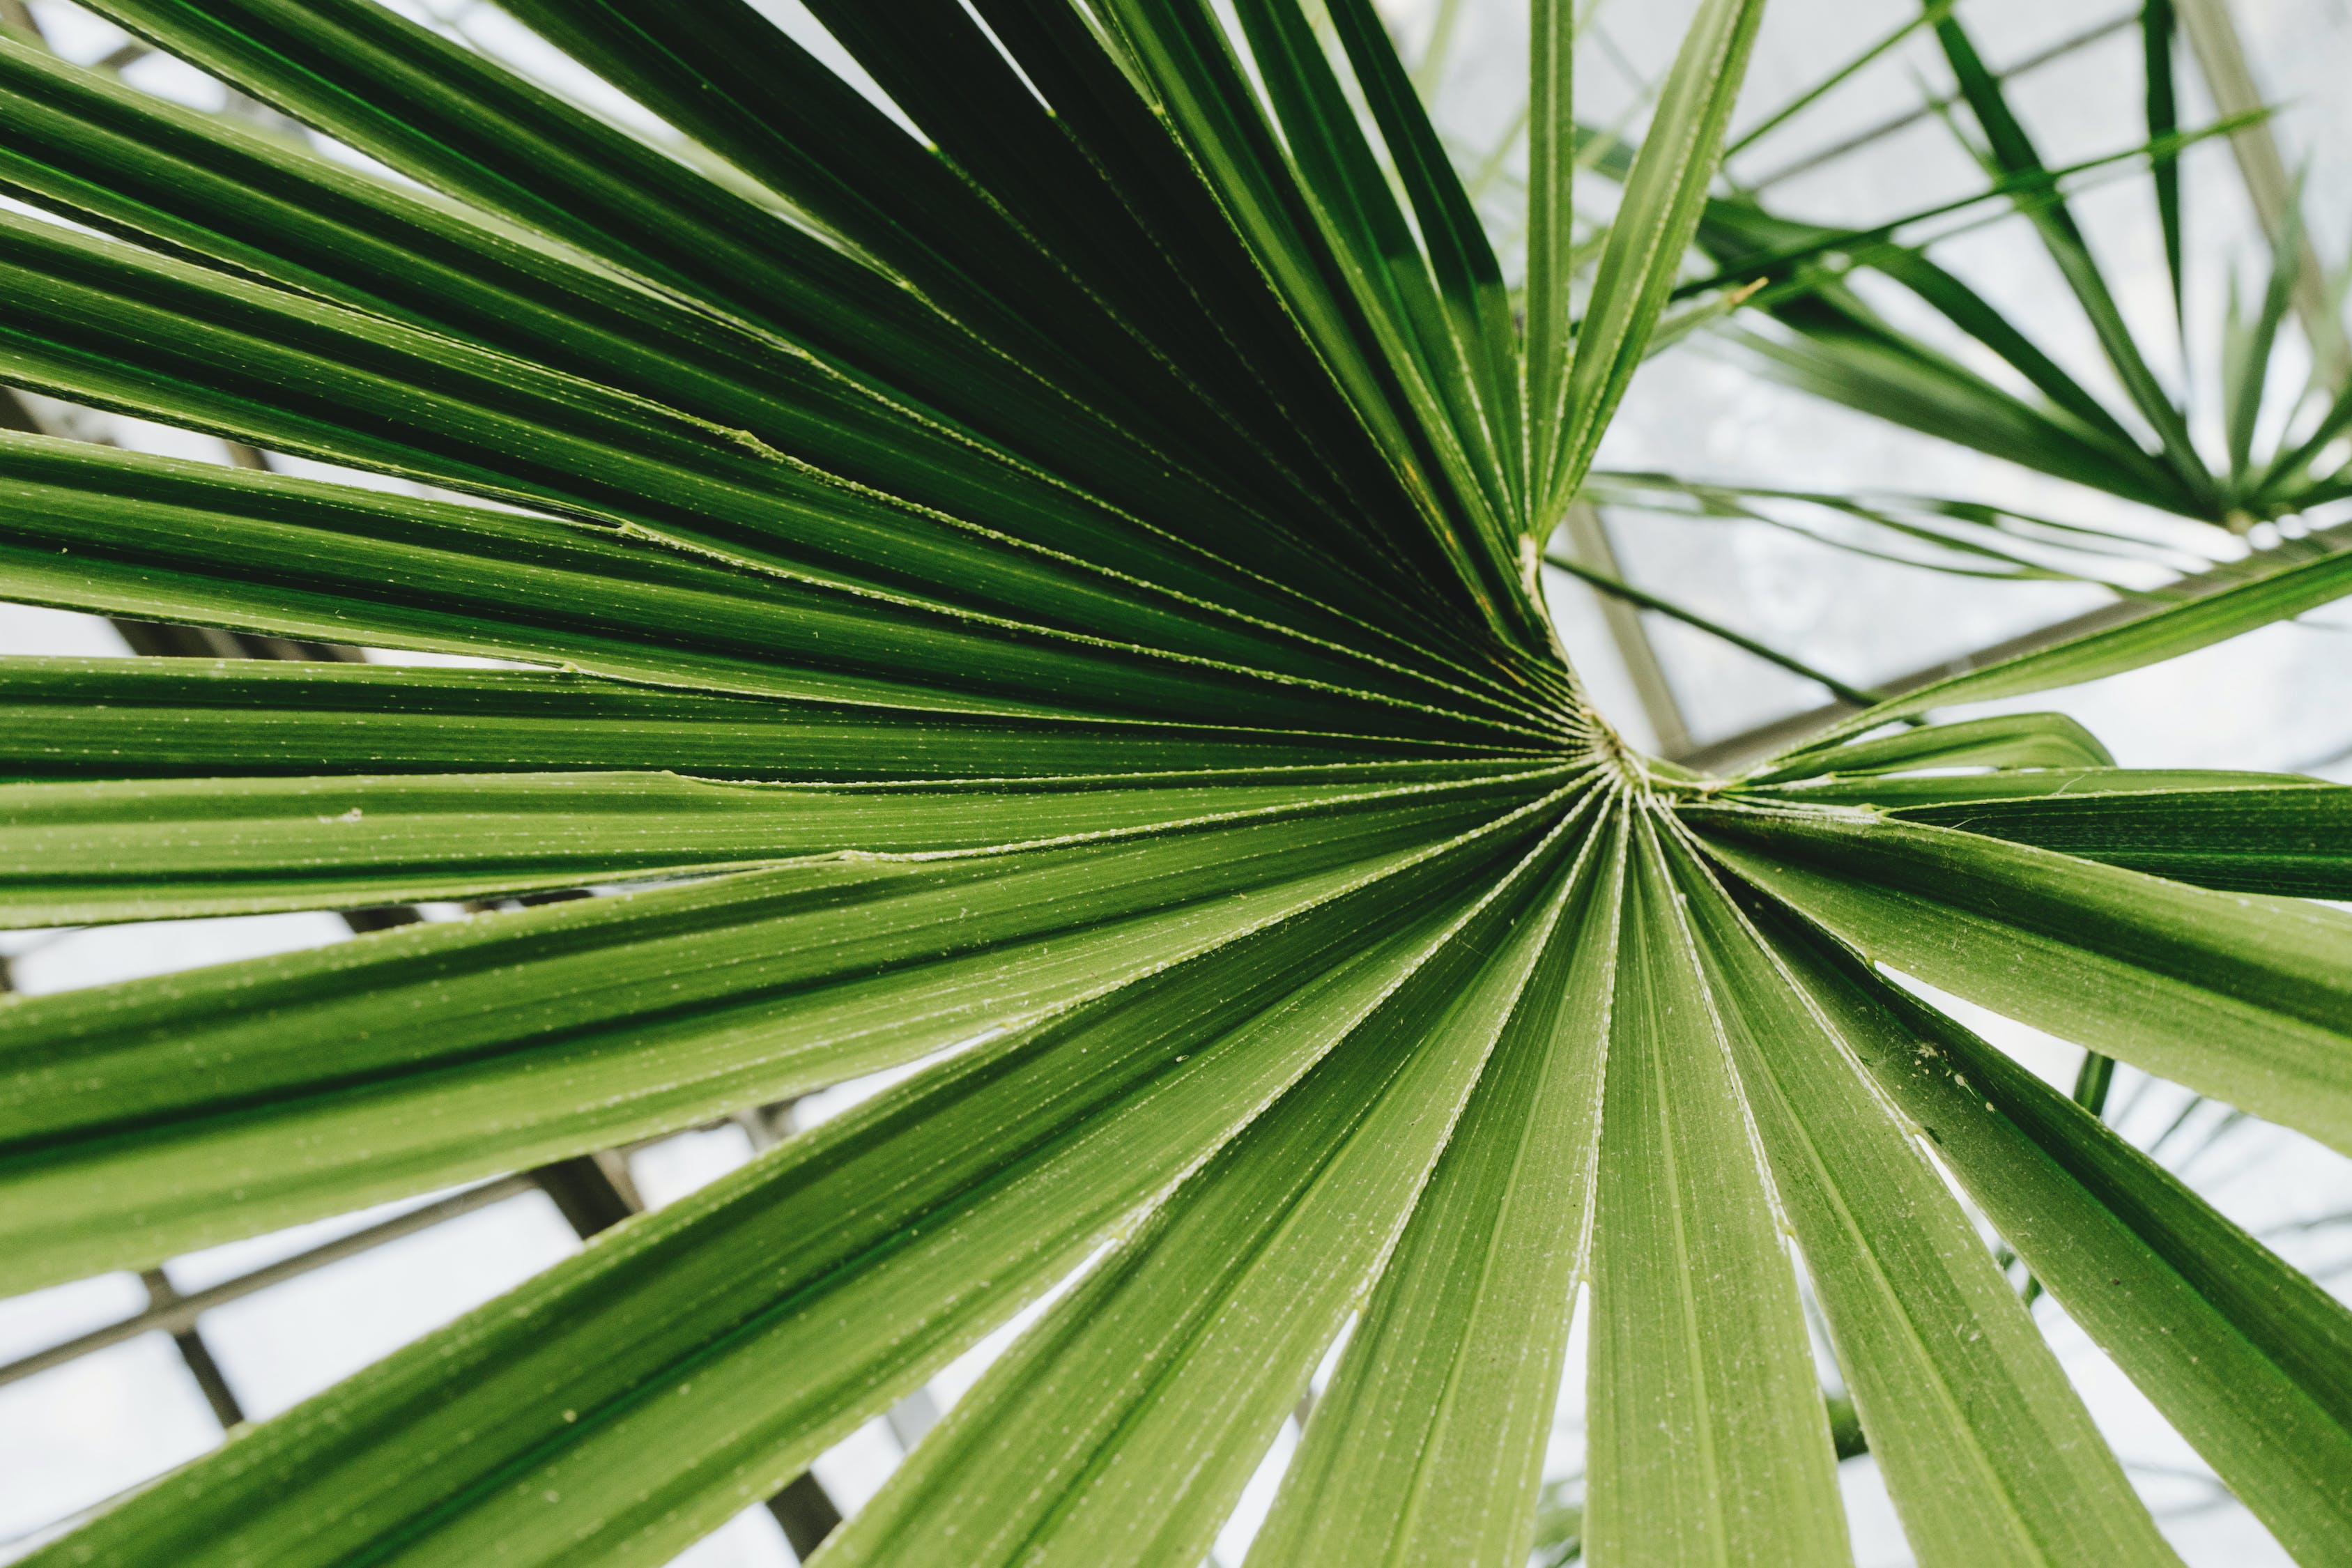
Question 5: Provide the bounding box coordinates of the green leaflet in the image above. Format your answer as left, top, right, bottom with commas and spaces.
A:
1763, 923, 2352, 1563
827, 799, 1597, 1568
1686, 119, 2241, 472
0, 431, 1557, 740
1673, 843, 2181, 1567
778, 0, 1319, 449
1323, 0, 1523, 506
1582, 810, 1850, 1567
1523, 0, 1573, 510
1691, 804, 2352, 1154
1677, 170, 2213, 518
1245, 809, 1622, 1567
26, 835, 1532, 1568
1726, 308, 2192, 516
2259, 376, 2352, 506
1546, 0, 1768, 521
68, 0, 1583, 682
1740, 712, 2115, 785
1667, 6, 2352, 534
948, 0, 1464, 580
2144, 0, 2185, 325
2222, 201, 2303, 488
1091, 0, 1530, 650
1658, 49, 2238, 524
0, 397, 1546, 742
0, 29, 1150, 569
89, 0, 1537, 669
1721, 1, 1953, 160
1753, 764, 2313, 805
1224, 0, 1525, 624
1788, 247, 2165, 485
0, 658, 1520, 781
0, 26, 1497, 694
1542, 546, 1883, 706
0, 72, 1532, 721
501, 0, 1381, 568
0, 781, 1571, 1286
0, 767, 1564, 924
1224, 0, 1507, 532
67, 0, 1137, 461
1881, 777, 2352, 896
1584, 467, 2204, 588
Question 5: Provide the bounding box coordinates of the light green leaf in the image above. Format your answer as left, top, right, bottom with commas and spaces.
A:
1725, 309, 2195, 516
1930, 12, 2215, 512
2144, 0, 2185, 325
1325, 0, 1524, 504
1692, 804, 2352, 1154
1673, 846, 2183, 1567
0, 657, 1501, 781
1741, 712, 2115, 786
0, 781, 1572, 1286
0, 431, 1549, 741
0, 26, 1461, 682
2224, 197, 2303, 486
24, 846, 1533, 1567
802, 797, 1599, 1568
1244, 809, 1622, 1567
1524, 0, 1572, 528
1081, 0, 1530, 645
1543, 0, 1768, 523
1760, 765, 2317, 806
1880, 776, 2352, 896
1768, 923, 2352, 1563
1587, 468, 2210, 587
1222, 0, 1521, 586
2, 2, 2344, 1564
1582, 810, 1852, 1567
0, 766, 1580, 925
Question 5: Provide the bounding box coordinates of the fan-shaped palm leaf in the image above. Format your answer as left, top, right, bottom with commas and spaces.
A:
0, 3, 2348, 1566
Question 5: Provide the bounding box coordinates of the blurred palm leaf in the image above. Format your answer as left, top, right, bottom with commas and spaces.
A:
1682, 3, 2352, 536
1542, 3, 2352, 720
1582, 468, 2223, 586
0, 5, 2347, 1568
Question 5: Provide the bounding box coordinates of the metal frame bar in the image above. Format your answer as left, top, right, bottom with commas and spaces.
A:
1673, 517, 2352, 771
0, 1176, 541, 1392
1556, 500, 1694, 756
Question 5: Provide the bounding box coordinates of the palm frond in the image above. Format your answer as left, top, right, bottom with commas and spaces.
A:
0, 5, 2348, 1567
